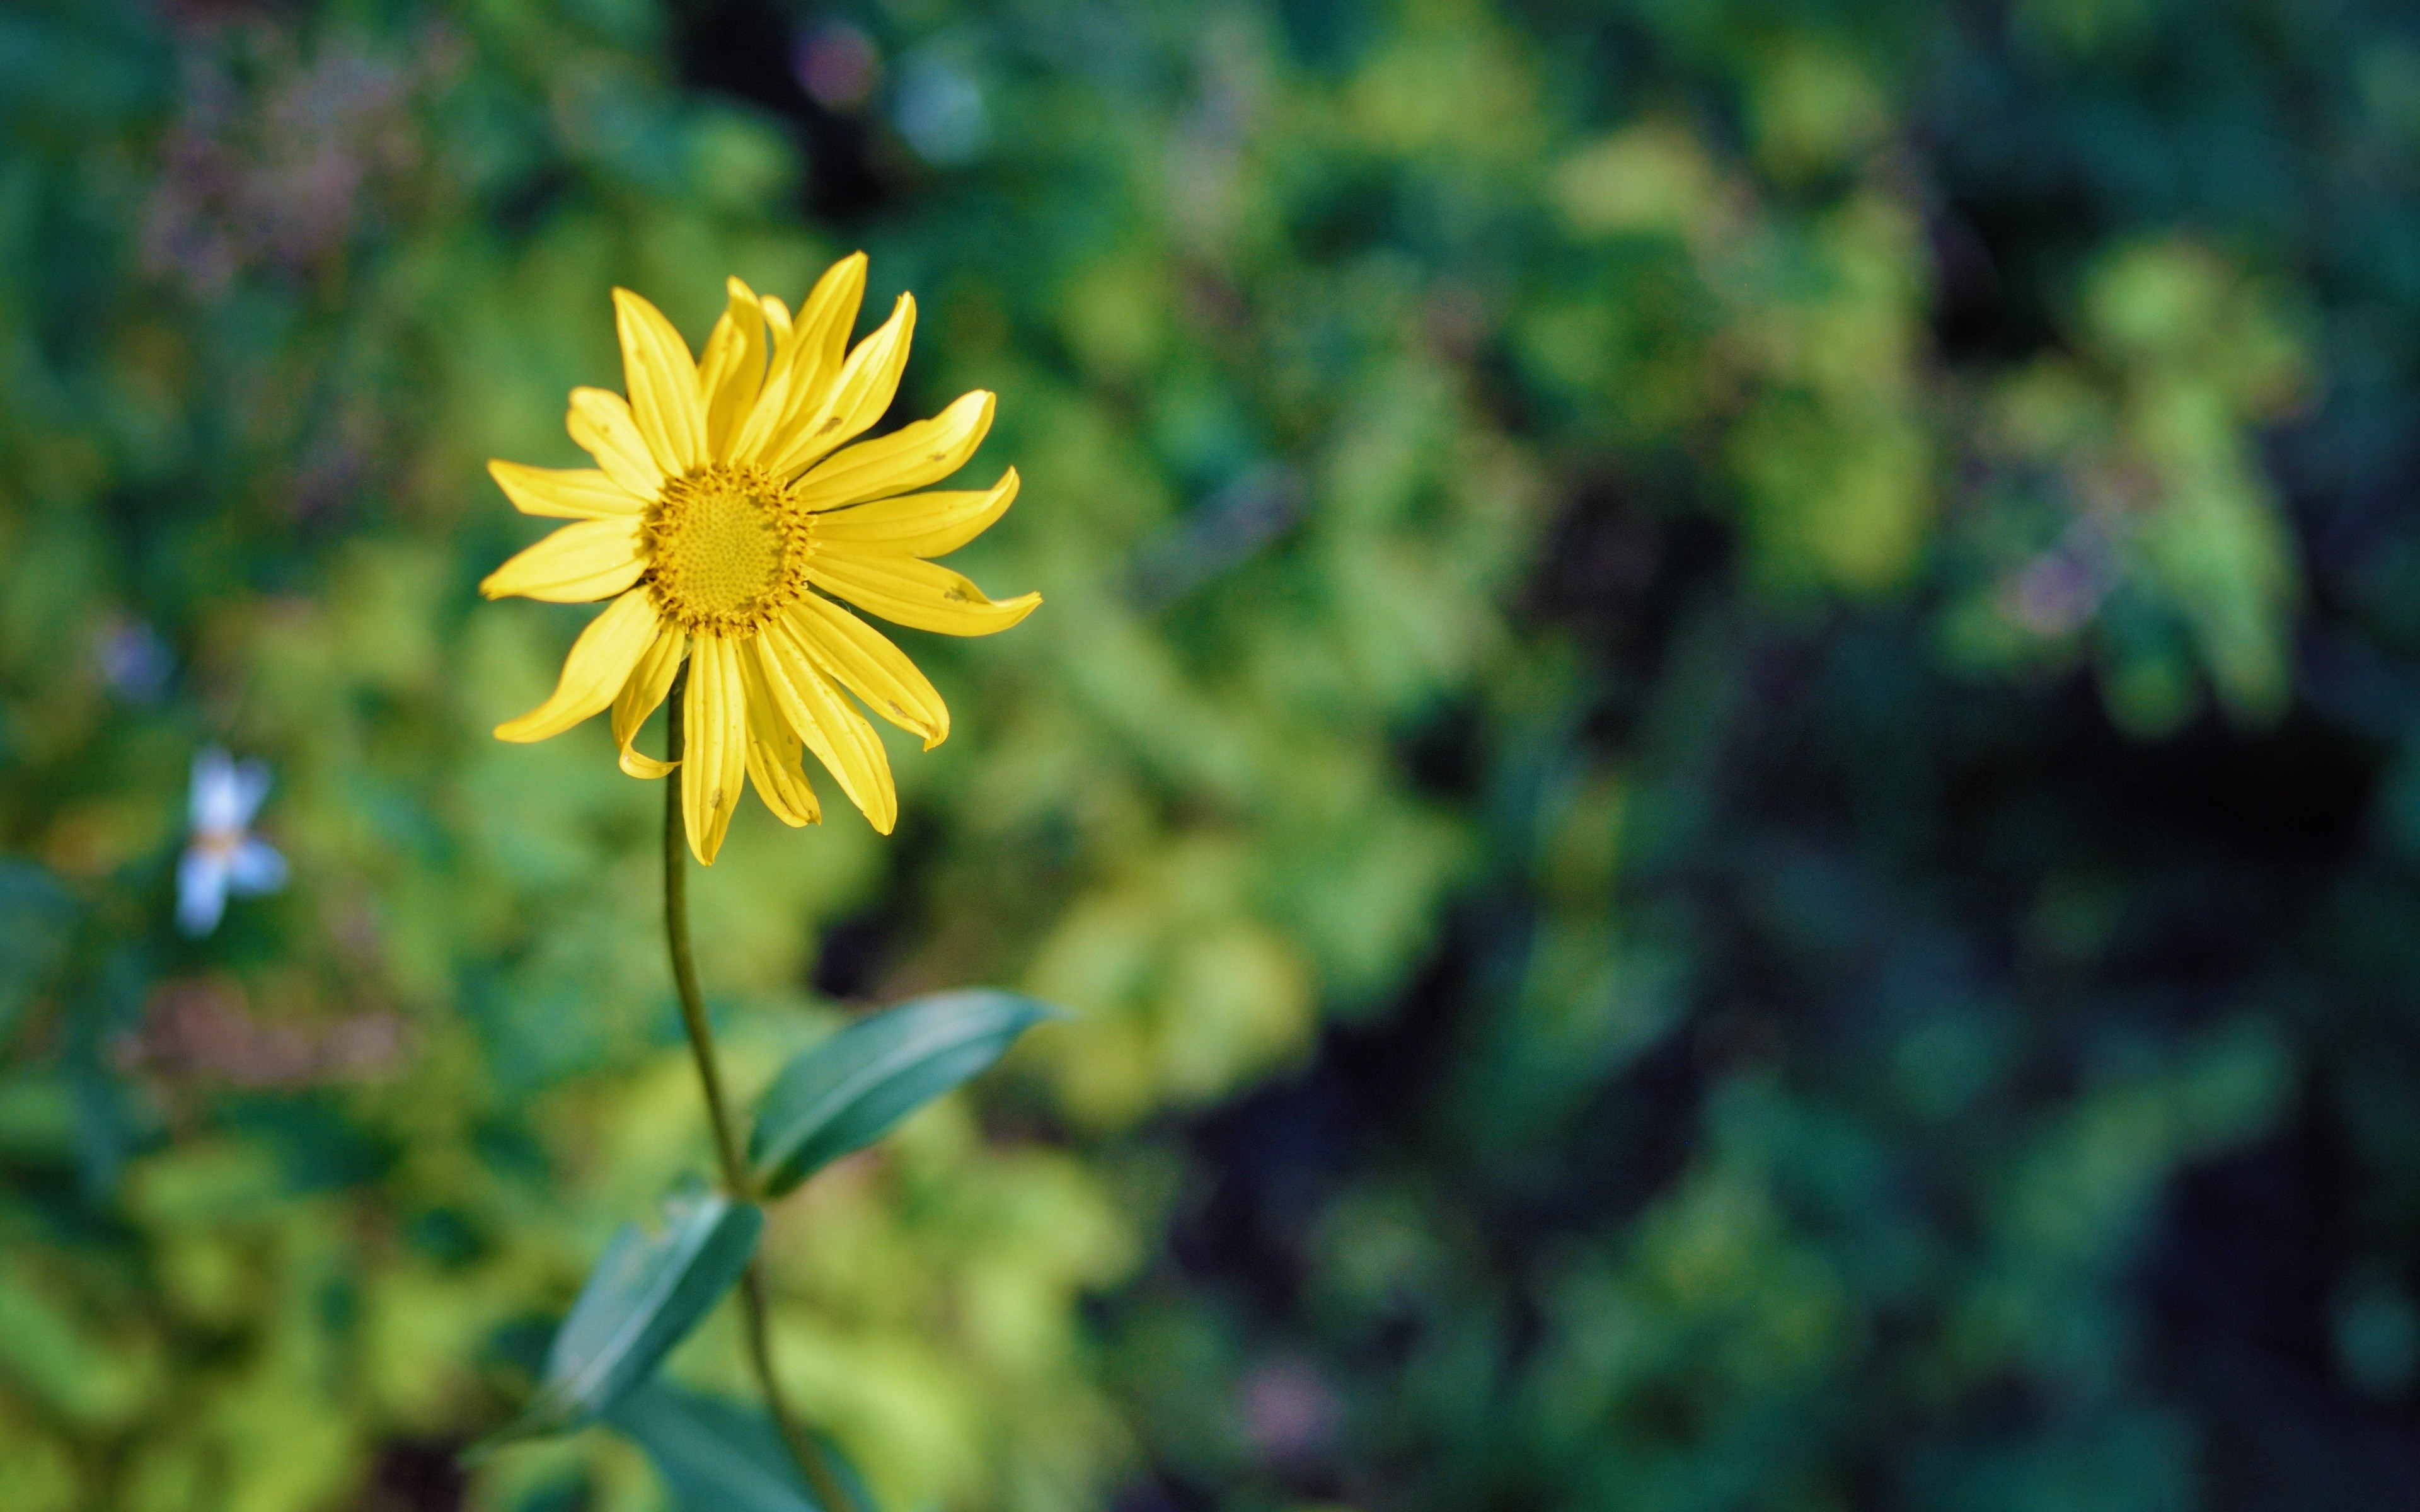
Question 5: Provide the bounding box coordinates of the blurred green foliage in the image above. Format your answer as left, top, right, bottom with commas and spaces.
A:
3, 0, 2417, 1509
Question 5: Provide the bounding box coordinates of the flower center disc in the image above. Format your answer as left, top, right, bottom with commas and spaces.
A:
643, 467, 809, 633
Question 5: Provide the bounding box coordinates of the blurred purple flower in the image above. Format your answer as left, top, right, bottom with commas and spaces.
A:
1238, 1357, 1341, 1467
94, 617, 173, 702
176, 748, 286, 936
795, 21, 880, 111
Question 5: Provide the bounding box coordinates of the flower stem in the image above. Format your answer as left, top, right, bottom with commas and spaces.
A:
662, 664, 863, 1512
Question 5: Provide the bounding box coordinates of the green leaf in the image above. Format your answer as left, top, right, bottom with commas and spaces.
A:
748, 990, 1056, 1199
608, 1379, 876, 1512
497, 1188, 763, 1443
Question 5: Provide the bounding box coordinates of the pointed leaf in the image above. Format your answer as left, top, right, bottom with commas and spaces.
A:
608, 1379, 877, 1512
500, 1189, 763, 1441
749, 990, 1057, 1198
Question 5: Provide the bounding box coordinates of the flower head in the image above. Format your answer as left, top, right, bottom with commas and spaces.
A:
178, 747, 287, 936
480, 256, 1039, 862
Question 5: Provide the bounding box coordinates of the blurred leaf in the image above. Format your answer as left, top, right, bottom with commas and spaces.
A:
494, 1189, 763, 1443
749, 991, 1056, 1199
607, 1378, 876, 1512
0, 861, 74, 1046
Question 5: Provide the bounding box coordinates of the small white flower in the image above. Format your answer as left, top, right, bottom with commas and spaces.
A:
176, 747, 287, 936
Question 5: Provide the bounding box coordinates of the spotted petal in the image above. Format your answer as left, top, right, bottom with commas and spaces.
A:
733, 254, 867, 467
810, 469, 1020, 559
793, 391, 994, 512
807, 550, 1039, 637
479, 517, 645, 603
756, 625, 897, 835
737, 644, 821, 826
786, 595, 949, 749
759, 293, 914, 480
495, 590, 660, 742
567, 388, 665, 500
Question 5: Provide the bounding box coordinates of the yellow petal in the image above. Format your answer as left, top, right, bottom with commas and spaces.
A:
759, 292, 914, 480
494, 590, 659, 742
760, 294, 792, 345
786, 595, 949, 748
488, 460, 646, 520
479, 517, 645, 602
732, 254, 869, 467
755, 626, 897, 834
736, 642, 821, 826
792, 251, 868, 390
793, 391, 994, 511
810, 469, 1019, 559
613, 287, 707, 475
612, 624, 685, 778
806, 549, 1040, 637
567, 387, 664, 499
696, 277, 768, 457
681, 634, 749, 864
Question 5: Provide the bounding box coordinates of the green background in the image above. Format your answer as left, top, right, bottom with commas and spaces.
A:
4, 0, 2419, 1508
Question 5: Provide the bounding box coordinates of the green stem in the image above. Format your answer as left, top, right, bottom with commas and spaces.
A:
663, 665, 862, 1512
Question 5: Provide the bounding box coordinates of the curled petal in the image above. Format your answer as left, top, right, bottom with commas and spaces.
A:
755, 626, 897, 834
495, 591, 660, 742
806, 550, 1040, 637
488, 461, 645, 520
737, 643, 821, 826
613, 624, 686, 778
786, 595, 949, 749
567, 387, 664, 500
681, 634, 749, 864
479, 517, 645, 602
794, 391, 994, 512
759, 294, 792, 345
810, 468, 1019, 559
614, 288, 708, 474
697, 277, 768, 456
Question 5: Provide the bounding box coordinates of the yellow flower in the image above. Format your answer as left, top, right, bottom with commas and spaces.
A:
480, 256, 1038, 862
